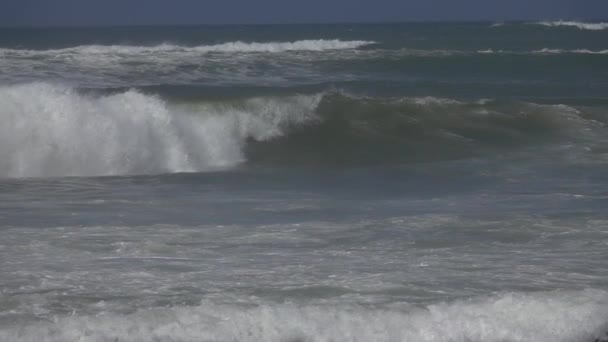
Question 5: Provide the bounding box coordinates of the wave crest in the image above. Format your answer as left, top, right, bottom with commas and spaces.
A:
532, 48, 608, 55
0, 39, 375, 55
536, 21, 608, 30
0, 83, 601, 178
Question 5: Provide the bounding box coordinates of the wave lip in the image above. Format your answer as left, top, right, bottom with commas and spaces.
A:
0, 39, 375, 55
535, 21, 608, 30
0, 289, 606, 342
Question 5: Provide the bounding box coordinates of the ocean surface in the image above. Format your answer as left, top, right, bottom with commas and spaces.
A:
1, 21, 608, 342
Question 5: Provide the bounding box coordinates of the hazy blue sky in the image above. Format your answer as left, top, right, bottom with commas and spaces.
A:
0, 0, 606, 26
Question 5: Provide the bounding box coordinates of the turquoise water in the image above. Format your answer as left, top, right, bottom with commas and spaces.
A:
0, 22, 608, 341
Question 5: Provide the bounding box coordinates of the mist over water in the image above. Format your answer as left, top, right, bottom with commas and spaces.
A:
1, 22, 607, 342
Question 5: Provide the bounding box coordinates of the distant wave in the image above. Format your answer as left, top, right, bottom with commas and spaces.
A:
1, 42, 603, 89
0, 40, 375, 87
535, 21, 608, 30
477, 49, 503, 54
0, 39, 375, 55
477, 48, 608, 55
1, 289, 606, 342
1, 82, 601, 178
0, 41, 377, 88
532, 48, 608, 55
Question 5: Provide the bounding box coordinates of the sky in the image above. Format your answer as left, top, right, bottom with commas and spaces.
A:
0, 0, 605, 27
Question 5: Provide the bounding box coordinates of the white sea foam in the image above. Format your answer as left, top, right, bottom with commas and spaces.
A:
533, 48, 565, 54
536, 21, 608, 30
0, 40, 375, 87
572, 49, 608, 54
533, 48, 608, 55
394, 48, 462, 57
407, 96, 463, 106
0, 82, 321, 178
1, 290, 606, 342
0, 39, 375, 56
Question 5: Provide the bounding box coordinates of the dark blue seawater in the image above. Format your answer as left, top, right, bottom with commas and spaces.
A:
1, 22, 608, 341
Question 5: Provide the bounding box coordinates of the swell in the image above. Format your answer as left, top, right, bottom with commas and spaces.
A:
0, 82, 604, 178
1, 289, 607, 342
245, 94, 604, 166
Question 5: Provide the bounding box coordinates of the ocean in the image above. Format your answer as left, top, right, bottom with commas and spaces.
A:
0, 21, 607, 342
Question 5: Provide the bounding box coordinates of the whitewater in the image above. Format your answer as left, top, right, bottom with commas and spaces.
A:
535, 21, 608, 31
3, 291, 608, 342
1, 22, 607, 342
0, 82, 322, 177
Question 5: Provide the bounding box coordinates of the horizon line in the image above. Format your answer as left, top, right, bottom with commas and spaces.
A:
1, 18, 607, 29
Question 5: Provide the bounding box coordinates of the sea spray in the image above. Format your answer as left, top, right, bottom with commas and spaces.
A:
0, 83, 321, 178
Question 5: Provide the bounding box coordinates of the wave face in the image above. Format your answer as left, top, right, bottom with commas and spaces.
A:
245, 94, 602, 166
0, 83, 320, 178
1, 82, 603, 178
536, 21, 608, 30
1, 290, 607, 342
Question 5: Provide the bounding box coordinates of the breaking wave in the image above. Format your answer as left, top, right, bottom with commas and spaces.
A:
0, 39, 375, 55
535, 21, 608, 30
0, 82, 601, 178
1, 289, 607, 342
0, 82, 320, 178
532, 48, 608, 55
0, 40, 375, 87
